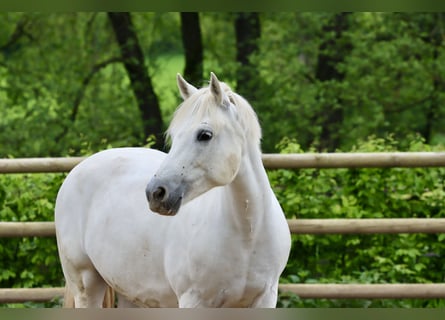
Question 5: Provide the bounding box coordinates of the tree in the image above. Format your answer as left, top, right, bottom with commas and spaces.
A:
0, 15, 33, 54
338, 13, 445, 149
1, 13, 445, 156
55, 56, 124, 144
416, 13, 444, 144
108, 12, 164, 150
179, 12, 203, 86
314, 12, 351, 151
234, 12, 261, 99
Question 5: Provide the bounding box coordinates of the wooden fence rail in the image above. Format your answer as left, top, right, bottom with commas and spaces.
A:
2, 218, 445, 238
2, 283, 445, 303
1, 152, 445, 304
279, 283, 445, 299
0, 288, 65, 303
1, 152, 445, 173
0, 157, 84, 173
262, 152, 445, 169
0, 222, 55, 238
287, 218, 445, 234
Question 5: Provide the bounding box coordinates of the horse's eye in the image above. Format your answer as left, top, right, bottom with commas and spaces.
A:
197, 130, 213, 142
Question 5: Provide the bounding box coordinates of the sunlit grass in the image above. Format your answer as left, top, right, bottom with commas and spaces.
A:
151, 53, 184, 124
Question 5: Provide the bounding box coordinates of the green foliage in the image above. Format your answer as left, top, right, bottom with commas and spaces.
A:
0, 13, 182, 157
200, 12, 238, 86
0, 173, 65, 307
248, 13, 445, 151
3, 136, 444, 308
1, 13, 444, 155
270, 136, 445, 307
1, 12, 445, 308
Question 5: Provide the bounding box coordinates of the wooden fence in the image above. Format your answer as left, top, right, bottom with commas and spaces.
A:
1, 152, 445, 304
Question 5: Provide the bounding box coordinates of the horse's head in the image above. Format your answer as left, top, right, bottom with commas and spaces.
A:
146, 72, 258, 216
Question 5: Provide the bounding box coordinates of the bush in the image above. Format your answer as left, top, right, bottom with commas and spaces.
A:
0, 173, 65, 307
1, 135, 444, 308
271, 136, 445, 307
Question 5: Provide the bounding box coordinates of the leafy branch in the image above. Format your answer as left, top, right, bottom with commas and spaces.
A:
0, 16, 33, 52
55, 56, 123, 143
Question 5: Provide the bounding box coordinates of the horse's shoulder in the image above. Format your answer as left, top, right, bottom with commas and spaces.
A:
75, 148, 164, 169
63, 148, 165, 188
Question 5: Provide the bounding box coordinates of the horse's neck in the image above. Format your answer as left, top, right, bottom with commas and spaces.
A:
225, 145, 272, 236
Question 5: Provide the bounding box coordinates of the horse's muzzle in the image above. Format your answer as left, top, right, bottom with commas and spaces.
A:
145, 180, 183, 216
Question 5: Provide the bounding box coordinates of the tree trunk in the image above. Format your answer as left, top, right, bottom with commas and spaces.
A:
107, 12, 164, 150
424, 46, 440, 144
179, 12, 203, 86
234, 12, 261, 99
422, 13, 443, 144
315, 12, 351, 151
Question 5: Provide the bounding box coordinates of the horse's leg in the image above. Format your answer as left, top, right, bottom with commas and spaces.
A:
60, 254, 109, 308
73, 269, 109, 308
116, 293, 139, 308
250, 286, 279, 308
103, 285, 116, 307
62, 284, 75, 308
178, 291, 208, 308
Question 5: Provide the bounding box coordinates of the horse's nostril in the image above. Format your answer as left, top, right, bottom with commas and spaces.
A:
153, 186, 167, 202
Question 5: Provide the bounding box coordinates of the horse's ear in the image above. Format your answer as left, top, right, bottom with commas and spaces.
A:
177, 73, 198, 100
209, 72, 229, 107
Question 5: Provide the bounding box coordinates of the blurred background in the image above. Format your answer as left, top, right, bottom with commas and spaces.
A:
1, 12, 445, 308
1, 12, 444, 156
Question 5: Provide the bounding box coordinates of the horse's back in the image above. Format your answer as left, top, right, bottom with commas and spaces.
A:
59, 147, 165, 187
55, 147, 165, 220
55, 147, 166, 246
55, 147, 174, 306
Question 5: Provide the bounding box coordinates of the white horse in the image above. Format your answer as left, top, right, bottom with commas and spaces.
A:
55, 73, 291, 308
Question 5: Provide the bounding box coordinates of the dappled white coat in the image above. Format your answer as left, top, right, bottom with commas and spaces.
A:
55, 73, 291, 308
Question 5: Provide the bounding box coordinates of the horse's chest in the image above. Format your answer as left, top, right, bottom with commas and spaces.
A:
160, 210, 287, 306
164, 233, 272, 303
